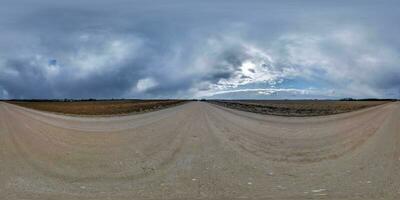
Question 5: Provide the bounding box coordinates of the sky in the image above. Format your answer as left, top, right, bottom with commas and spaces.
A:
0, 0, 399, 99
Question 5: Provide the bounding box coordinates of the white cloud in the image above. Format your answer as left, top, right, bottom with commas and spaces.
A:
197, 87, 340, 99
263, 28, 400, 98
188, 27, 400, 99
136, 77, 158, 92
0, 88, 9, 99
1, 16, 399, 99
182, 36, 292, 97
68, 34, 144, 79
201, 88, 309, 97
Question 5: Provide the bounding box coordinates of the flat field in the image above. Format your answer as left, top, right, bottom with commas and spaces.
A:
210, 100, 391, 116
6, 100, 187, 116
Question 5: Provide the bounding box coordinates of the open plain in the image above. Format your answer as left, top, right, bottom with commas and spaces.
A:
211, 100, 391, 116
0, 101, 399, 199
7, 100, 186, 116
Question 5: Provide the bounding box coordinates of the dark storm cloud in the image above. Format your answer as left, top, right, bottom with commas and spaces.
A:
0, 0, 399, 99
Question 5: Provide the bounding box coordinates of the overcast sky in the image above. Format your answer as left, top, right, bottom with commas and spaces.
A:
0, 0, 399, 99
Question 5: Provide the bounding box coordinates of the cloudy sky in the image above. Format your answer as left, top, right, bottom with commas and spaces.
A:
0, 0, 399, 99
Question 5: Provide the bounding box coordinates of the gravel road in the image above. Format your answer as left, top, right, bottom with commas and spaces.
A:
0, 101, 399, 199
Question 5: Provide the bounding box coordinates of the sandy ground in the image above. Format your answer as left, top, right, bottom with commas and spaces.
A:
0, 101, 399, 199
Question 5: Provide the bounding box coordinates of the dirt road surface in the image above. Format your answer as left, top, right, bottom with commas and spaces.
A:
0, 101, 399, 199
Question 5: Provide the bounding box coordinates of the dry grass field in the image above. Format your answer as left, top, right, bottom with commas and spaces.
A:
6, 100, 187, 116
210, 100, 392, 116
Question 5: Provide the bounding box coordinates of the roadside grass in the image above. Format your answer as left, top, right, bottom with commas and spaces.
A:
6, 100, 187, 116
209, 100, 391, 117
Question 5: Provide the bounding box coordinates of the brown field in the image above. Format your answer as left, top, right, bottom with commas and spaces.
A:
6, 100, 187, 116
210, 100, 392, 116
